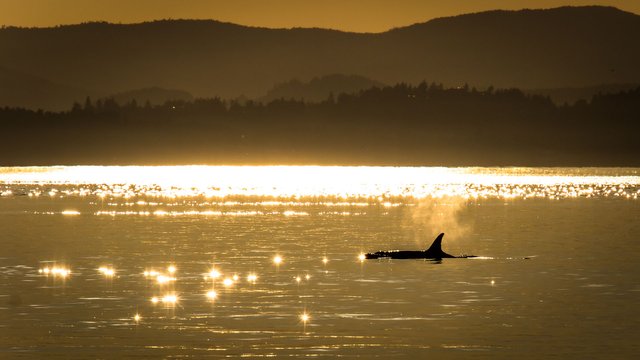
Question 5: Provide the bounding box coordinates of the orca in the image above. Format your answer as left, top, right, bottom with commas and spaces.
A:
365, 233, 476, 259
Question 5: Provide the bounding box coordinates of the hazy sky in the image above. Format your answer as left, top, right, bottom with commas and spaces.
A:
1, 0, 639, 32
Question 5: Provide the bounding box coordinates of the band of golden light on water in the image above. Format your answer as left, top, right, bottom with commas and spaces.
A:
0, 166, 638, 201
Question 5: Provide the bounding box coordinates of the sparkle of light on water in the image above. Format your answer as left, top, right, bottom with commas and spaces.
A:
0, 166, 639, 359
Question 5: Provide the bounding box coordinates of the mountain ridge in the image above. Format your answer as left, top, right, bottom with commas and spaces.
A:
1, 6, 638, 110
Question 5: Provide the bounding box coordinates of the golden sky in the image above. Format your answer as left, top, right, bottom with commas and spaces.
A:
1, 0, 638, 32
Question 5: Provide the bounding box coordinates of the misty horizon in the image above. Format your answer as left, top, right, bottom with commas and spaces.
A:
2, 5, 640, 167
2, 5, 640, 113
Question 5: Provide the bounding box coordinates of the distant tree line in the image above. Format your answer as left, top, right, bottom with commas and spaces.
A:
1, 83, 638, 166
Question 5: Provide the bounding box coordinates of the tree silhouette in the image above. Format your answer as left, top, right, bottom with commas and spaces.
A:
0, 83, 638, 166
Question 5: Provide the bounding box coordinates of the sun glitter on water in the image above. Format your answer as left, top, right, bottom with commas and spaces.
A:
206, 290, 218, 300
300, 312, 310, 322
98, 266, 115, 277
39, 266, 71, 278
2, 166, 638, 201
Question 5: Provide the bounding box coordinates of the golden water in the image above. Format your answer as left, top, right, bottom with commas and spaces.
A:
0, 167, 638, 358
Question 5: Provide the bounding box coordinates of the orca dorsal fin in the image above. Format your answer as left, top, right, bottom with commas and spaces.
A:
425, 233, 445, 253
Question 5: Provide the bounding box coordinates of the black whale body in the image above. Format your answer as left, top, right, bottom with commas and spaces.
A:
365, 233, 476, 259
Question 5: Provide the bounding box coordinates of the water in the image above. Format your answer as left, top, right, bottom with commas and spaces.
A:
1, 166, 639, 358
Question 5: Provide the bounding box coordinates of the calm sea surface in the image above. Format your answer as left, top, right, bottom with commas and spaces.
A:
0, 166, 639, 358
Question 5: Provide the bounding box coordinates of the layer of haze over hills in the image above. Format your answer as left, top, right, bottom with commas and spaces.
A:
260, 74, 385, 103
109, 87, 194, 106
1, 6, 639, 110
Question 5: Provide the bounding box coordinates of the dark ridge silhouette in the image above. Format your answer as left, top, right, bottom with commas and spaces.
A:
381, 6, 640, 88
0, 83, 638, 166
260, 74, 385, 103
108, 87, 194, 106
1, 6, 639, 110
525, 83, 640, 105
